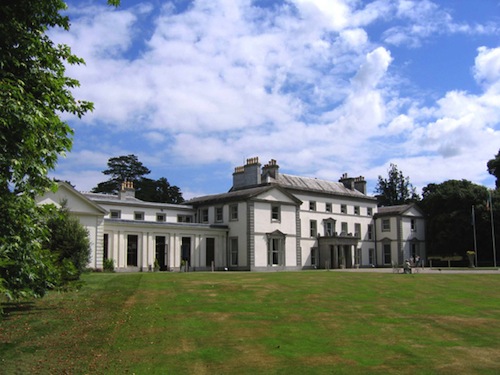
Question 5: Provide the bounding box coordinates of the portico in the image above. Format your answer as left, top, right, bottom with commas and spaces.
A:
318, 235, 360, 269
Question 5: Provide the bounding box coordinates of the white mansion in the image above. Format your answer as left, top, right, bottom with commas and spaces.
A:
37, 157, 426, 271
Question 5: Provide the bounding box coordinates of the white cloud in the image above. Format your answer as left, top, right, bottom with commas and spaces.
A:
474, 46, 500, 89
50, 0, 500, 194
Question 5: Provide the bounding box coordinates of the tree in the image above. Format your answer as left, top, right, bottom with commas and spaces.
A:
93, 155, 184, 203
93, 154, 151, 194
374, 164, 419, 206
487, 149, 500, 189
419, 180, 498, 264
0, 195, 58, 300
137, 177, 184, 204
44, 202, 91, 283
0, 0, 119, 300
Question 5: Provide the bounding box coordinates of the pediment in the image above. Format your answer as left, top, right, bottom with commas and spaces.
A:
36, 182, 107, 216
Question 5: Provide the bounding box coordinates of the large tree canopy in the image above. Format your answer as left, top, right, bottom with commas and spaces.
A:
374, 163, 419, 207
0, 0, 92, 195
93, 154, 151, 194
93, 155, 184, 203
419, 180, 498, 264
0, 0, 119, 300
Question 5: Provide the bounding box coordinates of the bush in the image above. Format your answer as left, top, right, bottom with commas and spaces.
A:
103, 259, 115, 272
43, 201, 91, 286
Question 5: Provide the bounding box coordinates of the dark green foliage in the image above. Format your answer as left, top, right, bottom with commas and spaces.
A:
0, 0, 119, 300
0, 0, 92, 196
44, 203, 91, 280
103, 259, 115, 272
136, 177, 184, 204
93, 155, 184, 203
487, 149, 500, 189
374, 163, 419, 206
0, 195, 58, 300
419, 180, 498, 263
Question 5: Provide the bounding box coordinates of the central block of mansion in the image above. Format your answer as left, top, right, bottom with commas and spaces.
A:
37, 157, 426, 271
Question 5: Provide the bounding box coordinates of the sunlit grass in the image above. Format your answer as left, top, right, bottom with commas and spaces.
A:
1, 271, 500, 374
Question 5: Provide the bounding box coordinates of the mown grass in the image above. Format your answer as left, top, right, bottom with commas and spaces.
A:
1, 271, 500, 374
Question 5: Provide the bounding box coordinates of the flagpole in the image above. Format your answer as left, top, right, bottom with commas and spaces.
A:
489, 190, 497, 268
472, 205, 478, 266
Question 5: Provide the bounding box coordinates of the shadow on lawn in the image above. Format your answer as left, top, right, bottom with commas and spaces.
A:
1, 301, 53, 319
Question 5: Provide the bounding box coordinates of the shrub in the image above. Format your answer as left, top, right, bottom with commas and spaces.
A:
43, 201, 91, 286
103, 259, 115, 272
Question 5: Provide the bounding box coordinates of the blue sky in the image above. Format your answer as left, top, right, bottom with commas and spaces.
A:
50, 0, 500, 199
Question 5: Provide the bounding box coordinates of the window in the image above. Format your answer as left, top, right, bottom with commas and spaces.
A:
411, 219, 416, 231
367, 207, 373, 216
311, 247, 317, 266
134, 211, 144, 220
341, 204, 347, 214
110, 210, 121, 219
206, 238, 215, 267
411, 243, 417, 259
178, 215, 193, 223
369, 248, 375, 265
230, 238, 238, 266
355, 248, 361, 265
325, 202, 332, 213
103, 233, 109, 261
354, 206, 360, 215
309, 201, 316, 211
230, 204, 238, 221
156, 213, 166, 222
383, 244, 391, 264
271, 205, 280, 221
325, 221, 334, 236
310, 220, 317, 237
215, 207, 223, 222
341, 222, 348, 235
127, 234, 138, 266
201, 209, 209, 223
354, 223, 361, 237
267, 234, 285, 266
382, 218, 390, 232
367, 224, 373, 240
155, 236, 167, 271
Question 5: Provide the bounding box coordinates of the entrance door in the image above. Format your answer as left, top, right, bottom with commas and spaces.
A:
155, 236, 168, 271
206, 238, 215, 267
127, 235, 138, 266
181, 237, 191, 266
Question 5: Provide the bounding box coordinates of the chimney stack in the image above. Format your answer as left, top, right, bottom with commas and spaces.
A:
119, 180, 136, 200
232, 157, 261, 190
262, 159, 279, 181
339, 173, 366, 194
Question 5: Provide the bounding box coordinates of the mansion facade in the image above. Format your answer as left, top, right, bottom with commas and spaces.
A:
37, 157, 426, 271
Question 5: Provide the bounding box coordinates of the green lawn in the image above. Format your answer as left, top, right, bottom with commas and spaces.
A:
1, 271, 500, 374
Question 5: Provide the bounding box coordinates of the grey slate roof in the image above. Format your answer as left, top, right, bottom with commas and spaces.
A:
186, 184, 301, 206
82, 192, 194, 210
374, 204, 422, 217
187, 172, 375, 206
273, 173, 375, 200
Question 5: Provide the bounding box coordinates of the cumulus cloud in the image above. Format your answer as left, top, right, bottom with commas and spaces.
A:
474, 46, 500, 89
49, 0, 500, 194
